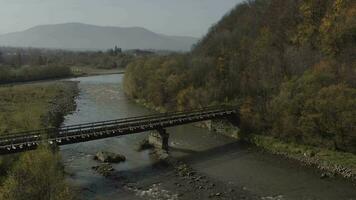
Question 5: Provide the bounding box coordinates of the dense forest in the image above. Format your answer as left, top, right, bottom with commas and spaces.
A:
124, 0, 356, 153
0, 46, 135, 83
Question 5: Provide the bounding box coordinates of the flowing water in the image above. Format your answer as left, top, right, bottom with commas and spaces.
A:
61, 74, 356, 200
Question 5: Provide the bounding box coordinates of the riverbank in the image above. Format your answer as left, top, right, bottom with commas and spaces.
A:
130, 98, 356, 186
71, 66, 125, 77
44, 81, 79, 128
0, 81, 76, 182
250, 135, 356, 183
0, 81, 78, 134
0, 67, 124, 86
0, 81, 79, 199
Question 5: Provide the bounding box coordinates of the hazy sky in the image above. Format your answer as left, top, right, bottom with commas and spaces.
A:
0, 0, 243, 37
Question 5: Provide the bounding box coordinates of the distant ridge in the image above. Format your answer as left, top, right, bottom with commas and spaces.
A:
0, 23, 198, 51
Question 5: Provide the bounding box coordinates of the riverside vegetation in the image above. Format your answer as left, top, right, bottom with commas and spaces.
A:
124, 0, 356, 179
0, 46, 133, 84
0, 82, 78, 200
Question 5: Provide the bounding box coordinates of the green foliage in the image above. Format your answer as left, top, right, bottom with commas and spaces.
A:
319, 0, 355, 56
301, 84, 356, 151
0, 46, 136, 83
0, 46, 135, 70
0, 146, 74, 200
124, 55, 192, 109
0, 65, 71, 84
270, 66, 356, 152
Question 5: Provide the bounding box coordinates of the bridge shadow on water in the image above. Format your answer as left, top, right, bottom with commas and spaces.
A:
110, 140, 251, 183
169, 146, 198, 155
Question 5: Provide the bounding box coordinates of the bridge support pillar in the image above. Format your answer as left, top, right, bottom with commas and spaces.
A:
148, 128, 169, 151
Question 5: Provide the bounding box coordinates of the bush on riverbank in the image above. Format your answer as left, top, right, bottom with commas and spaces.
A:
0, 65, 72, 84
269, 67, 356, 152
0, 146, 74, 200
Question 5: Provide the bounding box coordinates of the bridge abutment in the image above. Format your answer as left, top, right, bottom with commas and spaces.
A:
148, 128, 169, 151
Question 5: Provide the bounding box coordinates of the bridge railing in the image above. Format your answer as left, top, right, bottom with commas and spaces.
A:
60, 108, 237, 135
50, 109, 236, 145
0, 106, 239, 145
59, 106, 230, 132
59, 105, 230, 129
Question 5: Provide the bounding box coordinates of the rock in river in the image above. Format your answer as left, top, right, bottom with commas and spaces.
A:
92, 163, 114, 177
136, 139, 154, 151
94, 151, 126, 163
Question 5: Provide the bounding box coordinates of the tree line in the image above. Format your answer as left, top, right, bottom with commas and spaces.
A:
0, 46, 136, 83
124, 0, 356, 153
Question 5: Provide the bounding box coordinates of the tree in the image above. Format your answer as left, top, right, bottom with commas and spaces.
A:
0, 146, 74, 200
37, 55, 45, 66
299, 84, 356, 151
12, 51, 23, 67
107, 48, 115, 56
114, 45, 122, 55
319, 0, 355, 57
0, 51, 3, 64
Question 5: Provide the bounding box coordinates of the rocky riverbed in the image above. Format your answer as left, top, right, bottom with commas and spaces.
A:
89, 149, 260, 200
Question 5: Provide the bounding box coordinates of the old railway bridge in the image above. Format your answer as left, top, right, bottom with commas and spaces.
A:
0, 106, 239, 155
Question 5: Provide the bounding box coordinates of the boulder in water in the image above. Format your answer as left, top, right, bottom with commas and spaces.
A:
136, 139, 154, 151
94, 151, 126, 163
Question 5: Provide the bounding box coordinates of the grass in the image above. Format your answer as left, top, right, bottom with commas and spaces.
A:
0, 82, 77, 134
251, 135, 356, 178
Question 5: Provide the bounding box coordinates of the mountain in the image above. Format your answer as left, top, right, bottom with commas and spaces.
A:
0, 23, 198, 51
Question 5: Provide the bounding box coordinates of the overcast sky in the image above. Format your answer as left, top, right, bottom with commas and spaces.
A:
0, 0, 243, 37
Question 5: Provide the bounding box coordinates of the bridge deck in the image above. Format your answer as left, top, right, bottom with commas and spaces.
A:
0, 106, 239, 155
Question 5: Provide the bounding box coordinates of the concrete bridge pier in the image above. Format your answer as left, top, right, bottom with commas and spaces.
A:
148, 128, 169, 151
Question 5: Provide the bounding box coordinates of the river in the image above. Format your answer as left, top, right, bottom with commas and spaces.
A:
61, 74, 356, 200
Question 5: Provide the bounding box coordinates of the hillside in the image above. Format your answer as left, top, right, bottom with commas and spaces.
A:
0, 23, 198, 51
124, 0, 356, 153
